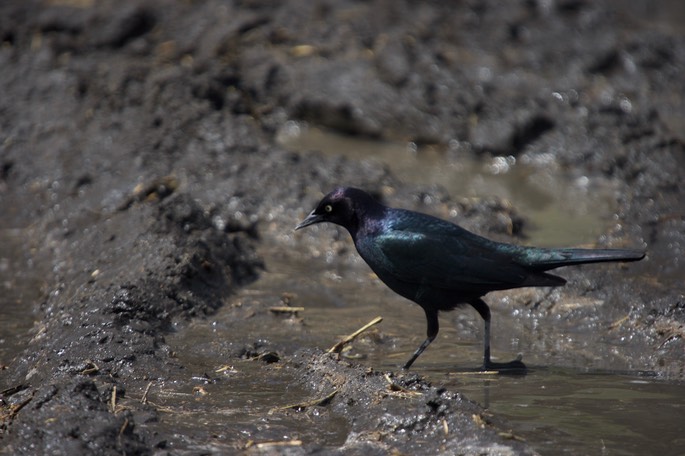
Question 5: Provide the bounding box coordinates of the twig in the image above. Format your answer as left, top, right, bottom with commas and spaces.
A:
118, 418, 129, 436
269, 306, 305, 314
328, 316, 383, 354
110, 386, 117, 413
658, 333, 683, 349
269, 390, 338, 414
499, 431, 526, 442
0, 384, 27, 396
141, 382, 152, 405
608, 315, 629, 331
117, 176, 178, 211
253, 439, 303, 449
80, 361, 99, 375
5, 390, 35, 421
383, 374, 423, 398
472, 413, 487, 428
447, 370, 501, 376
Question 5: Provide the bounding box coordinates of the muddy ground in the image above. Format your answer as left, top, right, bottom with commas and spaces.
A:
1, 0, 684, 454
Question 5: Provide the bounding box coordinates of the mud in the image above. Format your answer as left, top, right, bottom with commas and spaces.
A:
0, 0, 683, 454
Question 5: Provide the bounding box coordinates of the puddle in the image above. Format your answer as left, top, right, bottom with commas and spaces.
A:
438, 369, 685, 456
166, 247, 685, 455
165, 121, 672, 453
277, 122, 621, 247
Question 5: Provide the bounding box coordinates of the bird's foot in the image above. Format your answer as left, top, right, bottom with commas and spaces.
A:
482, 354, 527, 374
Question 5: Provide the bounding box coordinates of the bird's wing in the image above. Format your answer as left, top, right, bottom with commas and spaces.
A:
371, 228, 529, 292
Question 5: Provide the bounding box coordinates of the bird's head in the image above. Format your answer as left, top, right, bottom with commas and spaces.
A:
295, 187, 379, 233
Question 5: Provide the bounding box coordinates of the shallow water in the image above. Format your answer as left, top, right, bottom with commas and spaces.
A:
165, 248, 685, 455
277, 123, 620, 247
442, 369, 685, 456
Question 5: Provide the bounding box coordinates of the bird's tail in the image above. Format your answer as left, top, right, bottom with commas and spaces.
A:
521, 247, 645, 271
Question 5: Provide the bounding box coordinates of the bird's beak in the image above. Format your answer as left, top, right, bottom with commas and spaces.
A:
295, 211, 323, 230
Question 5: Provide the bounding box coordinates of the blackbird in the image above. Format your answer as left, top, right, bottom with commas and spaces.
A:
296, 187, 645, 371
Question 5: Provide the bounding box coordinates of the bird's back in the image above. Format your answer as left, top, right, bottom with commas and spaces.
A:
355, 207, 642, 302
355, 208, 564, 299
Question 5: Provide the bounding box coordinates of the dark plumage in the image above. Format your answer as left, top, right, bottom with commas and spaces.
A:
296, 187, 645, 371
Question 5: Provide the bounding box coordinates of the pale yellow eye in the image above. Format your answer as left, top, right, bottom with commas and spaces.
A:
324, 204, 333, 213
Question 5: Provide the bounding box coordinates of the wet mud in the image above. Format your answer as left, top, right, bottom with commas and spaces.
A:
1, 0, 684, 454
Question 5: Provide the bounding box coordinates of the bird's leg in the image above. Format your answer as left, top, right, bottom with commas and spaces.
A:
403, 309, 439, 370
470, 298, 526, 372
472, 300, 493, 367
483, 311, 491, 368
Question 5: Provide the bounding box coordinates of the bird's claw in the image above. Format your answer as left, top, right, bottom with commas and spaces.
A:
483, 357, 527, 374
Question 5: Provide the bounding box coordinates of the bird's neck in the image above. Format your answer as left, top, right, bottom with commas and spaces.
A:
349, 204, 386, 241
